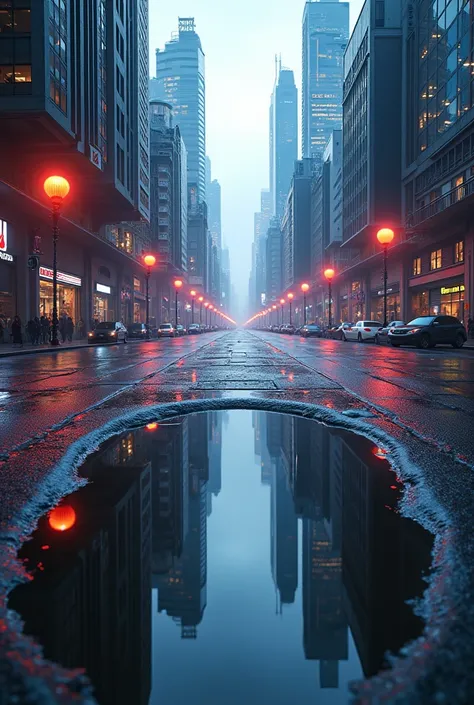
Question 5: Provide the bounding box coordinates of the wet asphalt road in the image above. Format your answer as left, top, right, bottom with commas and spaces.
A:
2, 329, 474, 704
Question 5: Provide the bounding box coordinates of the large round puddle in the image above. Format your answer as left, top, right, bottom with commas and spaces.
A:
9, 410, 433, 704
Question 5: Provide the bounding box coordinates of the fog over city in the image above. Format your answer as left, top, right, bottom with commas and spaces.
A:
149, 0, 363, 317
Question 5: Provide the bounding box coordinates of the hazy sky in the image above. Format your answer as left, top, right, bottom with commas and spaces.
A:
149, 0, 363, 316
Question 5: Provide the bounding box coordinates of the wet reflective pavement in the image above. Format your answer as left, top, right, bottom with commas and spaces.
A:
9, 411, 433, 704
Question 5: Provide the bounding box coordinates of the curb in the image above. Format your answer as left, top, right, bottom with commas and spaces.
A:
0, 338, 155, 359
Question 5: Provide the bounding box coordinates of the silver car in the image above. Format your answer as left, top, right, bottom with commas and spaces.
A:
375, 321, 405, 345
88, 321, 128, 344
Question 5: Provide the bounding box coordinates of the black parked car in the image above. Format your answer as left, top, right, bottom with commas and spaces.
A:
388, 315, 467, 349
300, 323, 323, 338
127, 322, 148, 339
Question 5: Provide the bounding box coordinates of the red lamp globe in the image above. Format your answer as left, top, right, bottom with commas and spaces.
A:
287, 293, 294, 301
43, 175, 70, 203
301, 283, 310, 293
376, 228, 395, 246
198, 296, 204, 302
48, 505, 76, 532
190, 289, 197, 297
280, 298, 285, 305
143, 254, 156, 268
324, 268, 335, 281
174, 279, 183, 289
204, 302, 209, 308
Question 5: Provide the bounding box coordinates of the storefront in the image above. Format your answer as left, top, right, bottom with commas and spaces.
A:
39, 266, 81, 322
94, 282, 114, 323
370, 285, 401, 322
410, 280, 464, 320
340, 294, 349, 323
0, 218, 16, 320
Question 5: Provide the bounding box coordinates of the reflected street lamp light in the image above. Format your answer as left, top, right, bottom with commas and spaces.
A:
43, 175, 71, 346
324, 268, 335, 328
143, 254, 156, 339
376, 228, 395, 327
174, 279, 183, 330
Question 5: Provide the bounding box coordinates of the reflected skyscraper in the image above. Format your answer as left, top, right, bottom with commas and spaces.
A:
9, 434, 152, 705
157, 413, 209, 638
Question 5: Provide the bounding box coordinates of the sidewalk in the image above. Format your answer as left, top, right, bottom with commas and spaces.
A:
0, 339, 90, 358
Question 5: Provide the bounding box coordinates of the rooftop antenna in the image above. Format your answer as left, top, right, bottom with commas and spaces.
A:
274, 54, 278, 82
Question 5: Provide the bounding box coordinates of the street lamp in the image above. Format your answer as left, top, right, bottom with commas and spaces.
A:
287, 293, 294, 325
301, 283, 310, 326
204, 301, 209, 328
190, 289, 197, 324
280, 298, 285, 326
324, 268, 335, 328
43, 175, 70, 346
173, 279, 183, 330
376, 227, 395, 327
198, 296, 204, 324
143, 254, 156, 339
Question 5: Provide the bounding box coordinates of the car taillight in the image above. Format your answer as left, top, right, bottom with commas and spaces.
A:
364, 328, 371, 332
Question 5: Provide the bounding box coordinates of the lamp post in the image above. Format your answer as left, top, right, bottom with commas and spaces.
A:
324, 268, 335, 328
43, 176, 71, 346
198, 296, 204, 324
280, 298, 285, 326
173, 279, 183, 330
204, 301, 209, 328
301, 283, 309, 326
143, 254, 156, 339
190, 289, 197, 324
272, 304, 277, 327
376, 228, 395, 327
287, 293, 294, 325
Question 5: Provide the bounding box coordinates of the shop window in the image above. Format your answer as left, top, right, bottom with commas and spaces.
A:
430, 249, 442, 270
413, 257, 422, 276
455, 240, 464, 263
133, 276, 141, 292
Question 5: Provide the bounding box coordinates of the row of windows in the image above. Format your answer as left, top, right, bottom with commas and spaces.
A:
0, 7, 30, 33
412, 240, 464, 276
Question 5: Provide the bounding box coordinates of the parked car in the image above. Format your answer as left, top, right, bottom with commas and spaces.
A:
157, 323, 176, 338
388, 315, 467, 349
300, 323, 323, 338
329, 323, 354, 340
127, 322, 148, 339
88, 321, 128, 345
188, 323, 201, 335
343, 320, 383, 342
176, 324, 187, 336
375, 320, 405, 344
280, 324, 296, 334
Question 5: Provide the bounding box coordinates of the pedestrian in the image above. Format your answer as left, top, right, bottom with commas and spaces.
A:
27, 319, 36, 345
33, 316, 41, 345
66, 316, 74, 342
59, 314, 67, 343
11, 315, 23, 347
77, 317, 84, 339
40, 315, 49, 344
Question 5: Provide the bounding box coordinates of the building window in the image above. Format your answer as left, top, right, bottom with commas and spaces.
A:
413, 256, 422, 276
133, 277, 141, 292
375, 1, 385, 26
48, 0, 67, 114
430, 249, 442, 270
455, 241, 464, 263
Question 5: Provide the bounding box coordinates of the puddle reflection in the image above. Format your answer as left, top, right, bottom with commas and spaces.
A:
9, 410, 433, 704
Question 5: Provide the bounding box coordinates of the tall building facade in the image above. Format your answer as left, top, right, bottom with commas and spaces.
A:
302, 0, 349, 163
266, 218, 283, 303
281, 159, 314, 292
152, 18, 206, 202
0, 0, 152, 327
149, 101, 187, 274
207, 170, 222, 302
270, 67, 298, 219
250, 189, 272, 309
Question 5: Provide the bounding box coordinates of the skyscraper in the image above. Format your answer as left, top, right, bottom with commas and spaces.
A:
152, 18, 206, 202
270, 66, 298, 219
302, 0, 349, 163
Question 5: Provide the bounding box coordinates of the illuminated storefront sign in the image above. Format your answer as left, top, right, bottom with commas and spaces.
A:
96, 283, 111, 295
0, 219, 13, 261
441, 285, 464, 295
39, 266, 82, 287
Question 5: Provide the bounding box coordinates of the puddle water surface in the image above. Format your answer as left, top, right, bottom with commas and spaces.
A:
9, 410, 433, 704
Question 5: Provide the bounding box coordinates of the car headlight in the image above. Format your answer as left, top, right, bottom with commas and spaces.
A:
110, 331, 117, 336
88, 332, 93, 337
408, 328, 420, 334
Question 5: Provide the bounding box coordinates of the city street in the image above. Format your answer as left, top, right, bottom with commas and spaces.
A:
1, 331, 474, 704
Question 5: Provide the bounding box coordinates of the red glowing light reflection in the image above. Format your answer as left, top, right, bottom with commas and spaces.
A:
48, 505, 76, 532
146, 422, 159, 431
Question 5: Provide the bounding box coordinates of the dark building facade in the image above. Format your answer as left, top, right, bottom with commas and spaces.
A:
0, 0, 151, 327
187, 202, 209, 292
265, 217, 283, 303
281, 159, 314, 293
